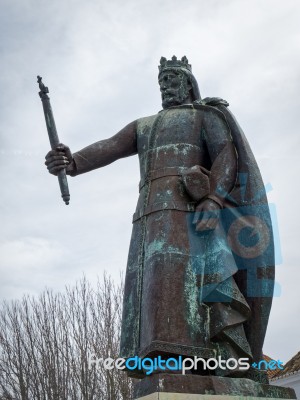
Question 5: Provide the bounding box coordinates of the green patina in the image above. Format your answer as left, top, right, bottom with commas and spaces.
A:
145, 239, 166, 259
184, 263, 201, 340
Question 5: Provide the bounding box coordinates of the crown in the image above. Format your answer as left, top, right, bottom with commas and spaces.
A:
159, 55, 192, 73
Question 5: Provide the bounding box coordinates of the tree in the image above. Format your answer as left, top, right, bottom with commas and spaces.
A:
0, 275, 134, 400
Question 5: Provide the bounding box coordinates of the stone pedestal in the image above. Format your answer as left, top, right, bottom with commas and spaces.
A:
133, 374, 296, 400
135, 395, 295, 400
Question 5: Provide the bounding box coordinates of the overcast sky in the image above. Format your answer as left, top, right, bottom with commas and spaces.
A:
0, 0, 299, 364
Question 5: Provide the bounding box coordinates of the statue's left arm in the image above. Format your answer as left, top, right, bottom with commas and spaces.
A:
204, 110, 237, 206
195, 110, 237, 231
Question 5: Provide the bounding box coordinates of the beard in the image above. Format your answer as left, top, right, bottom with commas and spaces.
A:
162, 85, 190, 109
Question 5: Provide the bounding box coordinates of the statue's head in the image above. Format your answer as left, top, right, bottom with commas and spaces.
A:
158, 56, 201, 109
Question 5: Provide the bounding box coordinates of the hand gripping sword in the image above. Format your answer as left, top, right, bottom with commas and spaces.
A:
37, 76, 70, 205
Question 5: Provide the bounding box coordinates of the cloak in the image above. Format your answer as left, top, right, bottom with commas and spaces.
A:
201, 98, 275, 364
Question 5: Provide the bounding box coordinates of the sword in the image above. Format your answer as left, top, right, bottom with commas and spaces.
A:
37, 76, 70, 205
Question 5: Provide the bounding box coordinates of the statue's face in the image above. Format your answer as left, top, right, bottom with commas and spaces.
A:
159, 70, 192, 109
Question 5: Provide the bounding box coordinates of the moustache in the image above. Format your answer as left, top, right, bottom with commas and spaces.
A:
162, 89, 176, 98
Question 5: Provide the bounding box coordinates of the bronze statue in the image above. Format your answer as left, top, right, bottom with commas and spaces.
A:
45, 56, 276, 384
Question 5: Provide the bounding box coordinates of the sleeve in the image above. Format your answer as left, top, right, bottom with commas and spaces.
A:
202, 109, 237, 207
68, 120, 138, 176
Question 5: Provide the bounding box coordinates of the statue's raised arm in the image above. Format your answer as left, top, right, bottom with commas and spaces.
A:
45, 120, 137, 176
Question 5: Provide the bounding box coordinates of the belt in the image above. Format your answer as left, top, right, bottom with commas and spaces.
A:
132, 200, 196, 222
139, 166, 187, 191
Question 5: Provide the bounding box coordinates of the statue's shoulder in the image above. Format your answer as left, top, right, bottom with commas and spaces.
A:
136, 113, 158, 130
193, 97, 230, 122
137, 113, 158, 124
195, 97, 229, 107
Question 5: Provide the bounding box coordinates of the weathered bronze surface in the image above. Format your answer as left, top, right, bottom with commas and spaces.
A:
45, 56, 285, 395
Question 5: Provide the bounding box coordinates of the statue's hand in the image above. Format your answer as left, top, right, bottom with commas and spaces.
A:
45, 143, 74, 176
193, 199, 220, 232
